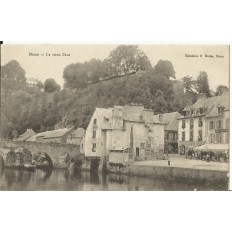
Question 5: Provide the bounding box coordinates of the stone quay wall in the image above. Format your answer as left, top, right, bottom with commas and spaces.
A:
106, 164, 228, 182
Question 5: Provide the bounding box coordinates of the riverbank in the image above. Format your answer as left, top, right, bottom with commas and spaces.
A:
106, 155, 229, 182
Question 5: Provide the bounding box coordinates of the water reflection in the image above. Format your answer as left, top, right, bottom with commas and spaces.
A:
0, 168, 228, 191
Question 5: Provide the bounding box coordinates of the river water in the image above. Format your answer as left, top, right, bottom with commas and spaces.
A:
0, 168, 228, 191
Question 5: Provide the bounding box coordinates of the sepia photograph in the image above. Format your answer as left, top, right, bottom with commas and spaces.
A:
0, 44, 230, 191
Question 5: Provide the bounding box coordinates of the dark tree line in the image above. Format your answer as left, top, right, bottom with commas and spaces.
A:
1, 45, 227, 139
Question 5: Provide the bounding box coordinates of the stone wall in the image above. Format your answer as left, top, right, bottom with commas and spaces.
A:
0, 140, 81, 169
107, 163, 228, 182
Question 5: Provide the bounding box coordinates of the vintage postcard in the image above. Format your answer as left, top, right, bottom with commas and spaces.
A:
0, 44, 229, 191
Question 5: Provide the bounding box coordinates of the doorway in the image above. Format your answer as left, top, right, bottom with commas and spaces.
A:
136, 147, 140, 157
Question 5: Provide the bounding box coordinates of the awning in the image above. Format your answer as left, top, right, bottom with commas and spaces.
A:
194, 143, 229, 152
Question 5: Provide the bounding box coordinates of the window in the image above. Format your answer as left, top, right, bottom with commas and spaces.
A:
191, 109, 194, 115
218, 107, 223, 114
92, 131, 96, 138
140, 143, 145, 149
182, 120, 185, 129
216, 120, 222, 129
209, 121, 214, 130
173, 133, 177, 141
182, 132, 185, 141
225, 132, 229, 143
226, 118, 229, 129
198, 118, 203, 127
198, 131, 202, 141
190, 119, 194, 129
81, 144, 83, 149
190, 131, 193, 141
92, 143, 96, 152
216, 134, 222, 143
209, 134, 215, 143
93, 119, 97, 125
169, 133, 173, 141
199, 108, 203, 114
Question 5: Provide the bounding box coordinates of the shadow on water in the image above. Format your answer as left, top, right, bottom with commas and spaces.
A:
0, 155, 5, 177
0, 167, 228, 191
90, 171, 100, 184
2, 169, 33, 190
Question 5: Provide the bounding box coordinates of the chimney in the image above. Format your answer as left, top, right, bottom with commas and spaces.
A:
112, 107, 123, 128
197, 93, 207, 100
159, 114, 163, 122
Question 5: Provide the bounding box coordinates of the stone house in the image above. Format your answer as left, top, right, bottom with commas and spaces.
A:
27, 128, 73, 144
18, 129, 36, 141
84, 105, 165, 165
154, 112, 181, 154
178, 92, 229, 155
67, 128, 85, 145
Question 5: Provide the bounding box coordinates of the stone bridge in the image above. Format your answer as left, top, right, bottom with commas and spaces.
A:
0, 140, 82, 169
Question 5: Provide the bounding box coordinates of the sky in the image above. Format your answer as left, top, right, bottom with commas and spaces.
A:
1, 44, 229, 90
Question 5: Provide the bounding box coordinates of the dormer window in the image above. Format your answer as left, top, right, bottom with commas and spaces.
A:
93, 119, 97, 125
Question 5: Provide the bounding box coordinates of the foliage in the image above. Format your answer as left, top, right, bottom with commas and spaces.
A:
44, 78, 61, 93
153, 60, 176, 79
1, 60, 26, 82
108, 45, 152, 75
63, 45, 152, 89
196, 71, 211, 97
182, 71, 211, 98
215, 85, 229, 96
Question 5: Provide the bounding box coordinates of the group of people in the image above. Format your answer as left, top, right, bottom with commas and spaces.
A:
187, 148, 229, 163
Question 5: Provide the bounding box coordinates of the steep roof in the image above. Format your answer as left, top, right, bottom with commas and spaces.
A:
95, 108, 113, 129
205, 92, 229, 117
18, 129, 36, 141
184, 92, 229, 112
26, 128, 73, 141
68, 128, 85, 138
154, 112, 180, 131
42, 128, 73, 139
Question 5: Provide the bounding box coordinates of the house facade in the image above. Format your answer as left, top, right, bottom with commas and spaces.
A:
84, 105, 165, 165
154, 112, 181, 154
178, 92, 229, 155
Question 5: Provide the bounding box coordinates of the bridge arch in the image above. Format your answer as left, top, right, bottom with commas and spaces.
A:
33, 151, 53, 168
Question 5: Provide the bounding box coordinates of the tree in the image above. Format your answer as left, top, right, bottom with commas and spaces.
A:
1, 60, 26, 82
215, 85, 229, 96
63, 63, 88, 89
153, 60, 176, 79
183, 72, 211, 97
196, 71, 211, 97
153, 90, 167, 112
182, 76, 198, 94
108, 45, 152, 76
44, 78, 61, 93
